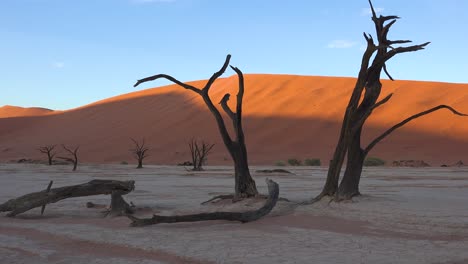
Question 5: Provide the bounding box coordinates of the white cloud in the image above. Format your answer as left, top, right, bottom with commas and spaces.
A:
361, 7, 384, 16
52, 62, 65, 69
327, 40, 357, 49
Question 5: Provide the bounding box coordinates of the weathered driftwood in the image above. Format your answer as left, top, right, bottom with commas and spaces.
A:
127, 179, 279, 227
0, 180, 135, 217
40, 180, 54, 215
106, 190, 135, 217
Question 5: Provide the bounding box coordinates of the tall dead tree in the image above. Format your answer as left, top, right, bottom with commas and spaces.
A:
189, 138, 215, 171
58, 145, 79, 171
134, 55, 258, 197
130, 138, 149, 169
38, 145, 57, 165
318, 0, 467, 201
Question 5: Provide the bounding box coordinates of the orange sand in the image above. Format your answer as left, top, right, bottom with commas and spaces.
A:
0, 74, 467, 166
0, 105, 53, 118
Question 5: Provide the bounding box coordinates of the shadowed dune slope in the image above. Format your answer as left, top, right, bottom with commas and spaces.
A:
0, 74, 467, 166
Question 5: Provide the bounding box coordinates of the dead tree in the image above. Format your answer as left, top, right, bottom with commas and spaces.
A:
38, 145, 57, 165
134, 55, 258, 197
0, 180, 135, 217
127, 179, 278, 227
318, 0, 467, 201
188, 138, 215, 171
130, 138, 149, 169
58, 145, 79, 171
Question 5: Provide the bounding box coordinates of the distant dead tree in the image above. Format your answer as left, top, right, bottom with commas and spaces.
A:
130, 138, 149, 169
134, 55, 258, 197
188, 138, 214, 171
317, 0, 467, 201
38, 145, 57, 165
58, 145, 79, 171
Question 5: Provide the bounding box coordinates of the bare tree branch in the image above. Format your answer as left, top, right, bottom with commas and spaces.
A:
219, 93, 236, 121
364, 105, 468, 154
61, 145, 79, 171
134, 74, 201, 94
383, 64, 394, 81
202, 54, 231, 92
371, 93, 393, 111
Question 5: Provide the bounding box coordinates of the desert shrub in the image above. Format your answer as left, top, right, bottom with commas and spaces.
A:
364, 157, 385, 167
304, 158, 321, 166
287, 158, 302, 166
275, 161, 286, 166
120, 161, 128, 165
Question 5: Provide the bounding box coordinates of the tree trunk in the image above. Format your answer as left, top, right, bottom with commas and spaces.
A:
127, 179, 278, 227
107, 191, 135, 217
137, 159, 143, 169
0, 180, 135, 217
336, 132, 365, 200
232, 144, 257, 197
47, 155, 53, 166
72, 161, 77, 171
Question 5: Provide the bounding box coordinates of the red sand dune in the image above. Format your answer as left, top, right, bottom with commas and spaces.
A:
0, 105, 53, 118
0, 74, 467, 166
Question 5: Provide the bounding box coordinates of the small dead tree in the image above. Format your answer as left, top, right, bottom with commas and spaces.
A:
38, 145, 57, 165
130, 138, 149, 169
58, 145, 79, 171
189, 138, 215, 171
134, 55, 258, 197
317, 0, 467, 201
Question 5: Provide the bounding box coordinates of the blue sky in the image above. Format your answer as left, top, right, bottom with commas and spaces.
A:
1, 0, 467, 110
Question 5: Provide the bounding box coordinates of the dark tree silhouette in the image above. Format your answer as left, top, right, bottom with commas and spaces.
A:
188, 138, 214, 171
38, 145, 57, 165
317, 0, 467, 201
134, 55, 258, 197
130, 138, 149, 169
58, 145, 79, 171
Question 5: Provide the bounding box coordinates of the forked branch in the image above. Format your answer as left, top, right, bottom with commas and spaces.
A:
59, 144, 79, 171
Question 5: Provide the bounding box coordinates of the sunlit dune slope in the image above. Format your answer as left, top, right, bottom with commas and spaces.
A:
0, 74, 467, 166
0, 105, 53, 118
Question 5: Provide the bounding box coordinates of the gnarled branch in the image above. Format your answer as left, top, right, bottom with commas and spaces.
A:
134, 74, 201, 94
219, 93, 236, 121
127, 179, 279, 227
364, 105, 468, 154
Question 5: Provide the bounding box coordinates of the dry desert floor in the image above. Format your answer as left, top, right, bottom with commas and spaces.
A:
0, 163, 467, 264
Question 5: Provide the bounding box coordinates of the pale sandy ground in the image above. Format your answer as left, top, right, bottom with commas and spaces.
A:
0, 163, 467, 264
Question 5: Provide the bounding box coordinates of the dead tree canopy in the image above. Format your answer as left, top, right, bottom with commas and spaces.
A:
38, 145, 57, 165
0, 180, 135, 217
188, 138, 214, 171
130, 138, 149, 169
58, 144, 79, 171
318, 0, 467, 201
134, 55, 258, 197
127, 178, 278, 227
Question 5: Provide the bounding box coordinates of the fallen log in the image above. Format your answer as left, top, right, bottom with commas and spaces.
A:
127, 178, 279, 227
0, 180, 135, 217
